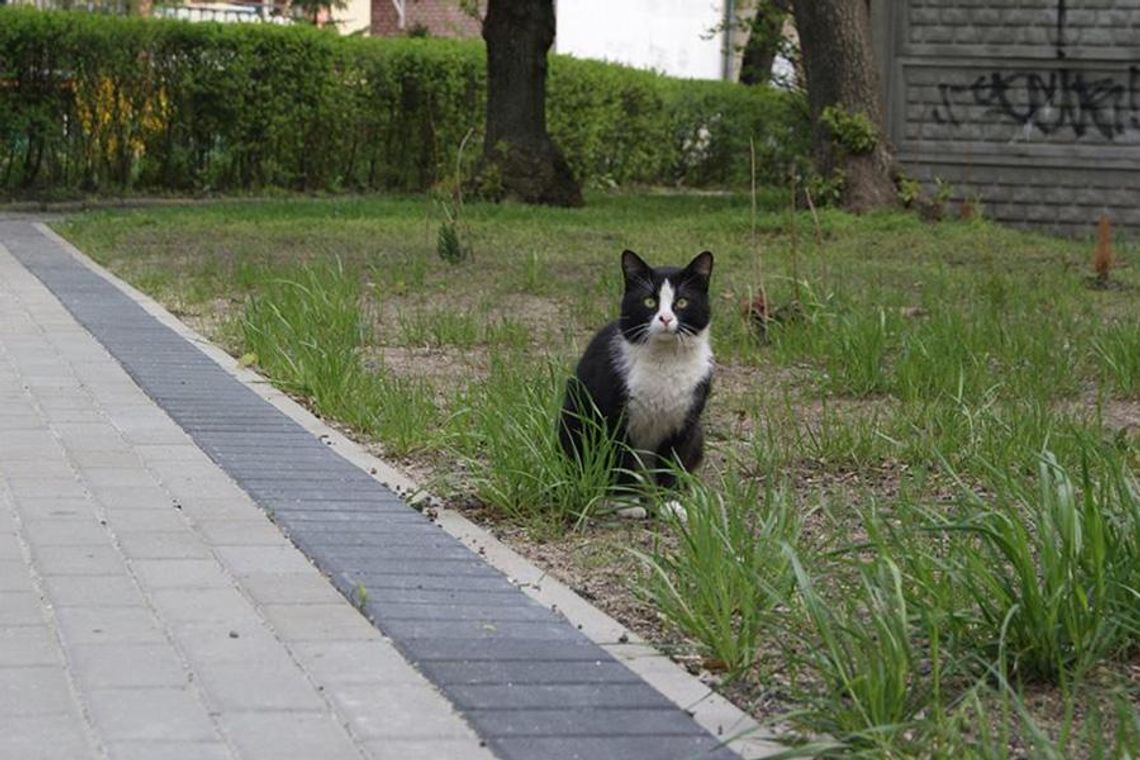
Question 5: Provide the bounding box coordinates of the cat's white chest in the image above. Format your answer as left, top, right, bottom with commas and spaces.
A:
616, 331, 713, 452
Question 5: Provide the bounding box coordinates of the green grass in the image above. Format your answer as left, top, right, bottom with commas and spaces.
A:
636, 472, 800, 677
53, 190, 1140, 755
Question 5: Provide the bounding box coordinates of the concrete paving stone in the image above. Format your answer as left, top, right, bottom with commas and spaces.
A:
288, 640, 426, 686
0, 591, 47, 626
193, 665, 330, 712
0, 555, 59, 594
0, 666, 77, 716
112, 422, 193, 446
161, 477, 250, 504
5, 474, 88, 500
68, 450, 147, 470
22, 517, 109, 547
0, 715, 95, 760
90, 484, 176, 511
0, 431, 57, 459
219, 712, 365, 760
339, 587, 528, 609
115, 530, 211, 561
174, 628, 329, 712
134, 443, 216, 463
363, 738, 495, 760
0, 412, 44, 430
288, 529, 455, 549
448, 683, 675, 711
0, 625, 63, 667
69, 642, 190, 688
41, 574, 144, 608
176, 498, 263, 522
418, 659, 644, 687
0, 456, 75, 478
86, 687, 220, 742
150, 587, 260, 627
369, 602, 558, 624
54, 423, 132, 453
33, 544, 126, 576
321, 557, 501, 578
243, 487, 398, 505
193, 518, 289, 546
214, 545, 317, 576
378, 618, 585, 643
292, 539, 474, 562
469, 707, 706, 737
55, 606, 165, 645
104, 741, 234, 760
0, 531, 22, 559
102, 506, 191, 533
336, 571, 518, 594
173, 620, 285, 668
270, 510, 420, 527
131, 559, 233, 590
404, 638, 604, 663
492, 735, 736, 760
13, 496, 92, 521
79, 467, 161, 490
328, 683, 474, 740
239, 572, 345, 606
260, 603, 379, 642
39, 408, 107, 425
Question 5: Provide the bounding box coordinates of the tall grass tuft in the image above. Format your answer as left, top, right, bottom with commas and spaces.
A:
1093, 321, 1140, 399
936, 453, 1140, 682
635, 474, 799, 677
782, 550, 935, 751
241, 262, 369, 413
240, 262, 440, 455
454, 357, 623, 530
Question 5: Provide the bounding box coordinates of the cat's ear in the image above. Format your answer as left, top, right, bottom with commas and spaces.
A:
621, 249, 652, 286
684, 251, 714, 284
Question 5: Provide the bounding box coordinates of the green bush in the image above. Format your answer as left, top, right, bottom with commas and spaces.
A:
0, 7, 807, 197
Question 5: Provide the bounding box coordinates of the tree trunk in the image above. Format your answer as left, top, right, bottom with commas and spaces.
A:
739, 1, 790, 86
795, 0, 896, 212
482, 0, 582, 207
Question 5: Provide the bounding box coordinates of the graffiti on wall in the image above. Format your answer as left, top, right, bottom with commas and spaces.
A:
932, 66, 1140, 139
930, 0, 1140, 140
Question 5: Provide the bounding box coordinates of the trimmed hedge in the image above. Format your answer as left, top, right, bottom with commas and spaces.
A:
0, 8, 808, 197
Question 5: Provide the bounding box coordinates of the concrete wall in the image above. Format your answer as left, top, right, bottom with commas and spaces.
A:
879, 0, 1140, 236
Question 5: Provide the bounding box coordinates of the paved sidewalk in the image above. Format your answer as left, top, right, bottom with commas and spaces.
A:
0, 219, 742, 760
0, 227, 492, 760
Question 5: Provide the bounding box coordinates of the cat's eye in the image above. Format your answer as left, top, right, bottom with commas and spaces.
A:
643, 297, 657, 308
675, 298, 689, 309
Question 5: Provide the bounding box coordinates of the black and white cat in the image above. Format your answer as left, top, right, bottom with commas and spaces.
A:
559, 249, 714, 511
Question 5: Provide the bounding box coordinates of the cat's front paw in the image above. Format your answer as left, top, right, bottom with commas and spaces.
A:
615, 505, 648, 520
659, 499, 688, 523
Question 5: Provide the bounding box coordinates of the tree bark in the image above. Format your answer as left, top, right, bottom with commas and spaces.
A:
482, 0, 582, 207
794, 0, 896, 212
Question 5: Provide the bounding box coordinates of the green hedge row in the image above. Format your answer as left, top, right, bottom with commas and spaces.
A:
0, 8, 808, 197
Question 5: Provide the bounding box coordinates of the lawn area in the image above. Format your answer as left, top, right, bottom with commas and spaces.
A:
56, 192, 1139, 756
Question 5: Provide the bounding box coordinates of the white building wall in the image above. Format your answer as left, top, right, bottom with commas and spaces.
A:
555, 0, 728, 80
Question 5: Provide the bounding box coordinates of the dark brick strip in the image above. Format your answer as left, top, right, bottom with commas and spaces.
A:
2, 221, 738, 760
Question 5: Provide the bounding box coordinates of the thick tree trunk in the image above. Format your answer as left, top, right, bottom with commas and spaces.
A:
795, 0, 896, 212
482, 0, 582, 207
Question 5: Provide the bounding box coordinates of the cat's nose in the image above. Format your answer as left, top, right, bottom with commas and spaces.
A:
658, 314, 673, 326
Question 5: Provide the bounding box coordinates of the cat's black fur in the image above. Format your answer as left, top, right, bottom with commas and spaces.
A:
559, 249, 714, 488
